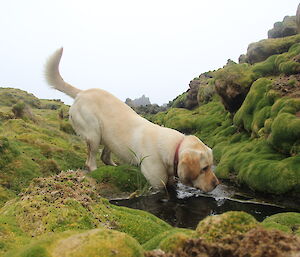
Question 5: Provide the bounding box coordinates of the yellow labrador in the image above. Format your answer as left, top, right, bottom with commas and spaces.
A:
45, 48, 219, 192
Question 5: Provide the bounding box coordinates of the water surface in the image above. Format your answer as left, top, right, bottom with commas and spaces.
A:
111, 183, 297, 229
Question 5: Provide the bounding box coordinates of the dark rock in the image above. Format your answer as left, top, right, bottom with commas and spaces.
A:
268, 16, 297, 39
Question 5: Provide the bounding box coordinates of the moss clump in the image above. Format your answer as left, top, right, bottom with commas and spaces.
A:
196, 211, 258, 242
269, 107, 300, 155
5, 229, 144, 257
262, 212, 300, 235
0, 171, 171, 254
214, 138, 300, 194
59, 120, 75, 134
244, 33, 300, 64
233, 76, 300, 155
142, 228, 195, 251
52, 229, 144, 257
90, 165, 149, 193
170, 92, 188, 108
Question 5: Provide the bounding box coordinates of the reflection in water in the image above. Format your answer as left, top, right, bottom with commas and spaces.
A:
111, 184, 296, 229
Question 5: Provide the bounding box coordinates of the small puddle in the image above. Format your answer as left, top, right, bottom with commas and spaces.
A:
111, 183, 298, 229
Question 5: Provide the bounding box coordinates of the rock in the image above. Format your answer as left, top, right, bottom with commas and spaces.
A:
196, 211, 258, 241
268, 16, 297, 39
262, 212, 300, 235
214, 62, 254, 113
52, 229, 144, 257
242, 34, 300, 64
126, 95, 151, 107
0, 170, 171, 255
145, 212, 300, 257
6, 229, 144, 257
170, 72, 216, 110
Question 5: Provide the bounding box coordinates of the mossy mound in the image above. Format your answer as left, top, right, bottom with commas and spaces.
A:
262, 212, 300, 235
145, 212, 300, 257
0, 171, 171, 255
90, 164, 149, 194
268, 15, 297, 39
150, 99, 232, 143
244, 33, 300, 64
214, 138, 300, 194
0, 88, 88, 207
142, 228, 195, 251
215, 43, 300, 113
196, 211, 258, 242
0, 88, 41, 108
4, 229, 144, 257
233, 77, 300, 155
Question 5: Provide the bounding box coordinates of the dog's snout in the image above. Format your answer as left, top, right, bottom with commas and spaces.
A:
212, 177, 220, 188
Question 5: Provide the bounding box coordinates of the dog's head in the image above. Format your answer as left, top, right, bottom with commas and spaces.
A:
177, 136, 219, 192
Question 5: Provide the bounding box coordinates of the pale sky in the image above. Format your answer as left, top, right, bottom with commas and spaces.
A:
0, 1, 299, 105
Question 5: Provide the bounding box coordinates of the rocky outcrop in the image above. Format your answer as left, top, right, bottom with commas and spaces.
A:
268, 16, 297, 39
242, 34, 300, 64
170, 72, 215, 110
126, 95, 151, 107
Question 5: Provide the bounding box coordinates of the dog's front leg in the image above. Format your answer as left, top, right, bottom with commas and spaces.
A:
141, 161, 168, 189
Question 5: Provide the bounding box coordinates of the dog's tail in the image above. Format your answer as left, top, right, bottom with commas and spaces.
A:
45, 48, 81, 99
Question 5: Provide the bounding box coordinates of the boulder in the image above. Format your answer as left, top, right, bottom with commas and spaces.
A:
241, 34, 300, 64
268, 16, 297, 39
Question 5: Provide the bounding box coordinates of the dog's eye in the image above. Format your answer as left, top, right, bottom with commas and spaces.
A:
202, 166, 209, 172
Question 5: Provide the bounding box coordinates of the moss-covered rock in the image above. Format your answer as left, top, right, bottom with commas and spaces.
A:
142, 228, 195, 251
145, 212, 300, 257
90, 165, 149, 194
268, 15, 297, 39
0, 171, 171, 255
262, 212, 300, 235
233, 76, 300, 156
196, 211, 258, 242
4, 229, 144, 257
244, 34, 300, 64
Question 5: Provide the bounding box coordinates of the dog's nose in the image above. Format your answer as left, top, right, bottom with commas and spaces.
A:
212, 178, 220, 188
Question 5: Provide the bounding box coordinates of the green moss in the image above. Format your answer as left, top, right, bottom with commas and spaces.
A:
269, 110, 300, 155
170, 92, 188, 108
90, 165, 148, 193
0, 186, 16, 208
262, 212, 300, 235
59, 120, 75, 134
196, 211, 258, 242
107, 203, 171, 244
158, 231, 196, 252
215, 62, 257, 90
5, 229, 144, 257
142, 228, 195, 251
233, 78, 275, 133
215, 138, 300, 194
245, 34, 300, 64
0, 171, 171, 254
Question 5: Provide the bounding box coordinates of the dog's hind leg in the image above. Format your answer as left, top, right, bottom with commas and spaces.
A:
86, 138, 100, 171
101, 146, 117, 166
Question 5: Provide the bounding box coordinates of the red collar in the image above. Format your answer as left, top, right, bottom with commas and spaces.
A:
174, 139, 183, 177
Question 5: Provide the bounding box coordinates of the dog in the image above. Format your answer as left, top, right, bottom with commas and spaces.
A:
45, 48, 219, 192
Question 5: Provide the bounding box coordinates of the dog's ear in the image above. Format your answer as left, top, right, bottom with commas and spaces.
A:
181, 151, 202, 181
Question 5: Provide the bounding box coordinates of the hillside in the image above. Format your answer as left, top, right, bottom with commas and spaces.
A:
149, 22, 300, 200
1, 8, 300, 257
